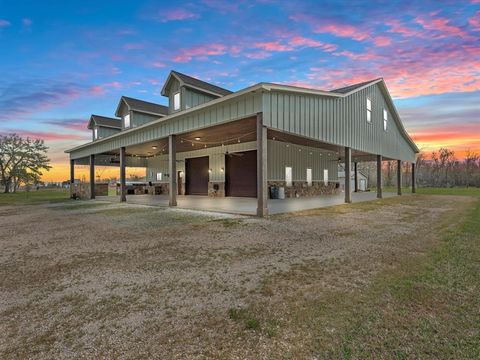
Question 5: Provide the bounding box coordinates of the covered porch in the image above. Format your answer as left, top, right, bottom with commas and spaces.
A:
96, 191, 400, 216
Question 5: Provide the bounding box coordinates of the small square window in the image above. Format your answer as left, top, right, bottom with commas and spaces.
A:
173, 92, 180, 111
124, 114, 130, 129
156, 172, 162, 181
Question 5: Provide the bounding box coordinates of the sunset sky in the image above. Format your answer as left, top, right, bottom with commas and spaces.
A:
1, 0, 479, 181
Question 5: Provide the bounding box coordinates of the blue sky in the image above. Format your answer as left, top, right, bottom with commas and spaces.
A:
0, 0, 479, 180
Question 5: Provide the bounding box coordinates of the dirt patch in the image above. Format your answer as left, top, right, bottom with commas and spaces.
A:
0, 195, 476, 358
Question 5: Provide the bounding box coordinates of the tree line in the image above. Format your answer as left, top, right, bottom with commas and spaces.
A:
358, 148, 480, 188
0, 134, 51, 193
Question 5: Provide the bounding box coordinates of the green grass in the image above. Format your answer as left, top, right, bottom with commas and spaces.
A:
332, 196, 480, 358
0, 188, 69, 205
382, 186, 480, 197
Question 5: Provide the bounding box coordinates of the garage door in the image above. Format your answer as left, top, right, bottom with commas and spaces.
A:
186, 156, 209, 195
226, 150, 257, 197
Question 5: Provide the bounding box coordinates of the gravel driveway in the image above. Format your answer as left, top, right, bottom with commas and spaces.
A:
0, 195, 474, 359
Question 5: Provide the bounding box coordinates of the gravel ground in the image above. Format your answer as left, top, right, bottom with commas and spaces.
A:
0, 195, 474, 359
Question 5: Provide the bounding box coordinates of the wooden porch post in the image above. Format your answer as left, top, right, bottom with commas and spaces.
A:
345, 147, 352, 203
256, 112, 268, 217
120, 147, 126, 202
169, 134, 177, 207
412, 162, 416, 193
89, 154, 95, 199
377, 154, 383, 199
354, 161, 358, 192
70, 159, 75, 199
397, 160, 402, 195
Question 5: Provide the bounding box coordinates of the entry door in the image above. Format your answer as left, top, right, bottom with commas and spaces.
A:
225, 150, 257, 197
185, 156, 209, 195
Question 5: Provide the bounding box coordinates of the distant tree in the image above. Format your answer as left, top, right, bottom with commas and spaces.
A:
0, 134, 51, 193
438, 148, 456, 186
464, 150, 479, 187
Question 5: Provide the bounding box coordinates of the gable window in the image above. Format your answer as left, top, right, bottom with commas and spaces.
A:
383, 109, 388, 131
93, 128, 98, 140
173, 92, 180, 111
285, 166, 292, 187
156, 172, 162, 181
366, 98, 372, 123
124, 113, 131, 129
306, 168, 312, 186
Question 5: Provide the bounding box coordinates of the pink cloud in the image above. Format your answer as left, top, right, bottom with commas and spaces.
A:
373, 36, 392, 46
22, 18, 32, 26
469, 11, 480, 31
415, 16, 470, 38
173, 43, 228, 62
0, 19, 10, 27
123, 42, 145, 50
1, 130, 87, 142
313, 23, 369, 42
288, 36, 338, 52
152, 61, 167, 68
161, 9, 199, 22
89, 81, 122, 95
385, 19, 423, 37
332, 50, 382, 61
254, 41, 292, 52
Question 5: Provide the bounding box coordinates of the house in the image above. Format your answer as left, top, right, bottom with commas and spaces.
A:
66, 70, 418, 216
338, 164, 368, 192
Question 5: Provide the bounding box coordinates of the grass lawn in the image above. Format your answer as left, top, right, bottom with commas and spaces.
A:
0, 187, 479, 358
382, 186, 480, 197
0, 188, 69, 205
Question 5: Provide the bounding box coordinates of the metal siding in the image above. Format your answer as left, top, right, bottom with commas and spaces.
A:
263, 85, 416, 162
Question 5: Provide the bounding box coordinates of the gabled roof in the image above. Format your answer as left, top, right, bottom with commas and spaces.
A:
161, 70, 233, 97
115, 96, 169, 117
87, 115, 122, 130
330, 78, 383, 94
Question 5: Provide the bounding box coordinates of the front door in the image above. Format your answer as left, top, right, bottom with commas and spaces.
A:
185, 156, 209, 195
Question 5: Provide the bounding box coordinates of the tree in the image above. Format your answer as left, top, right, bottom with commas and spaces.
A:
0, 134, 51, 193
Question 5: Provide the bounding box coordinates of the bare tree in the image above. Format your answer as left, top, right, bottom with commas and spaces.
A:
0, 134, 51, 193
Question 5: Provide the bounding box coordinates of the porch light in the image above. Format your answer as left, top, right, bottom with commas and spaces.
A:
179, 171, 184, 178
220, 167, 224, 173
208, 168, 212, 174
237, 138, 240, 143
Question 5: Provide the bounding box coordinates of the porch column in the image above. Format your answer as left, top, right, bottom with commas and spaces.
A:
169, 134, 177, 207
397, 160, 402, 195
412, 162, 416, 193
120, 147, 126, 202
345, 147, 352, 203
89, 154, 95, 199
256, 112, 268, 217
376, 154, 383, 199
70, 159, 75, 199
354, 162, 358, 192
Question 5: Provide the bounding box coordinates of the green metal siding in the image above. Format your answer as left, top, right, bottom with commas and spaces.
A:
267, 140, 338, 182
130, 111, 159, 128
184, 88, 217, 109
96, 126, 120, 140
69, 92, 262, 160
262, 84, 416, 162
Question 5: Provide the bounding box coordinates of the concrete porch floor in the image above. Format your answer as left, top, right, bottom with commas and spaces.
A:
95, 191, 398, 215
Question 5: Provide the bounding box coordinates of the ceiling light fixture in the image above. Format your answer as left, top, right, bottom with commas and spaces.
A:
152, 146, 158, 149
194, 137, 201, 141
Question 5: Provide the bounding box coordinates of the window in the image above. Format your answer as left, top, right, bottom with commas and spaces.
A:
306, 168, 312, 186
173, 92, 180, 111
323, 169, 329, 186
156, 172, 162, 181
383, 109, 388, 131
366, 98, 372, 123
124, 113, 130, 129
93, 128, 98, 140
285, 167, 292, 187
